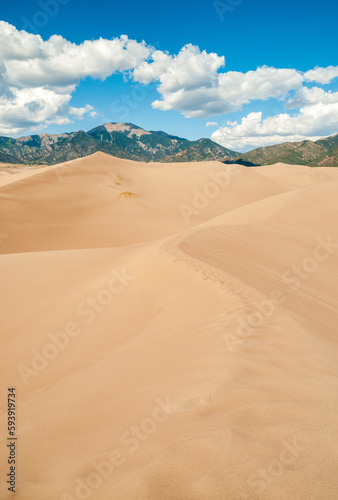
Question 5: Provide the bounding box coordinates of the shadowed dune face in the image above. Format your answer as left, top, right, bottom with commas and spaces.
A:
1, 153, 338, 500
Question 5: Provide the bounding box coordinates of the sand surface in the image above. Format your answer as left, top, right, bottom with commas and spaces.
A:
1, 153, 338, 499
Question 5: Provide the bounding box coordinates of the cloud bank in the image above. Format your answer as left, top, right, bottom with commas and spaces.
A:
0, 21, 149, 134
0, 20, 337, 148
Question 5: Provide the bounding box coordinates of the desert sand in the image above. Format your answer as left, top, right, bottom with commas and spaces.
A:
1, 152, 338, 499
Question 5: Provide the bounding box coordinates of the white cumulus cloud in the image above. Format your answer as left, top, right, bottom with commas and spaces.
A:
0, 20, 337, 143
134, 44, 224, 93
286, 87, 338, 108
0, 21, 151, 135
304, 65, 338, 85
134, 52, 304, 118
211, 102, 338, 151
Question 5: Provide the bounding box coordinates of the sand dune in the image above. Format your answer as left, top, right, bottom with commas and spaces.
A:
0, 153, 289, 254
0, 153, 337, 499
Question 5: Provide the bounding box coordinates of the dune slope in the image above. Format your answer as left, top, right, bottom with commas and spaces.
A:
0, 154, 337, 500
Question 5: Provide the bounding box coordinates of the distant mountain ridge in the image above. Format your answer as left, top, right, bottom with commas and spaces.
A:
1, 124, 337, 167
226, 134, 338, 167
0, 123, 237, 165
0, 150, 19, 163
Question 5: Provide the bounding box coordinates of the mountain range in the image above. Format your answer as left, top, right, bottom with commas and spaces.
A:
0, 123, 337, 167
225, 134, 338, 167
0, 123, 237, 165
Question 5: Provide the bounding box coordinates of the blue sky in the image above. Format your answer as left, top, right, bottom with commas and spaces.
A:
0, 0, 337, 151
